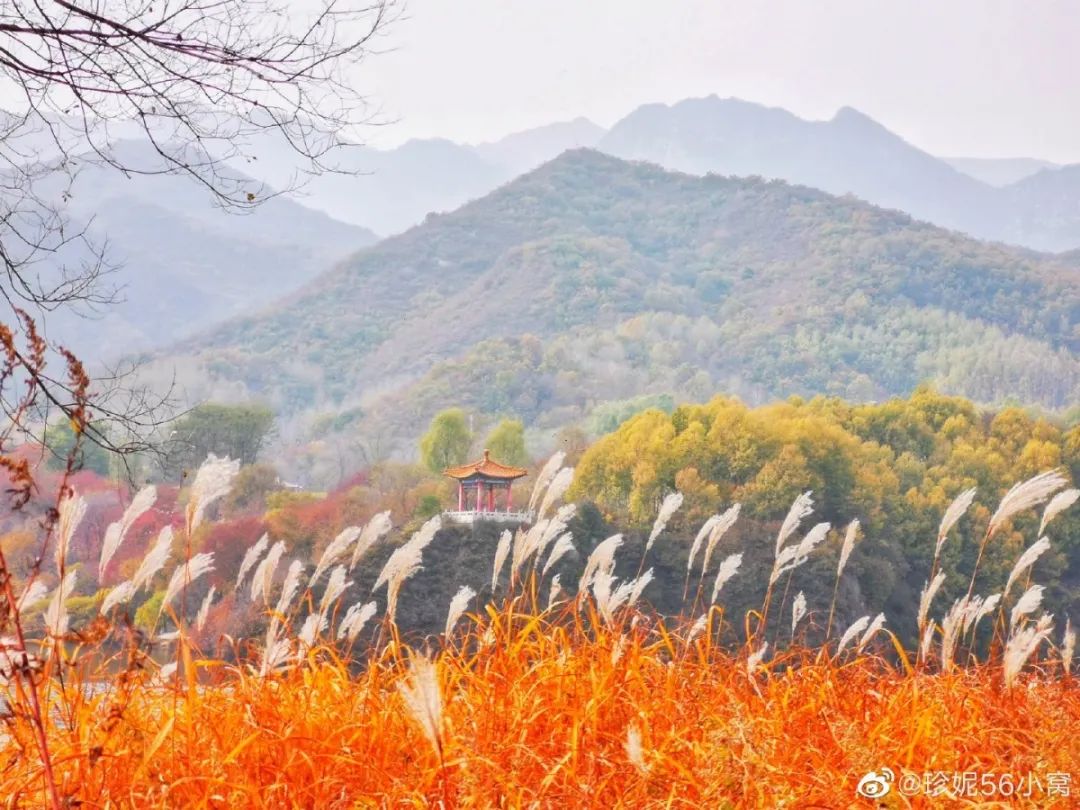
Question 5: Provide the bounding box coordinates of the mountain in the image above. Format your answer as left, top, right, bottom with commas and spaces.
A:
999, 165, 1080, 252
945, 156, 1060, 187
596, 96, 1080, 252
473, 117, 605, 175
31, 140, 377, 360
223, 119, 604, 236
142, 150, 1080, 460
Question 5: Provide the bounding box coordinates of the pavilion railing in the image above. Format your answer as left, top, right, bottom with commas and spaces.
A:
443, 509, 536, 524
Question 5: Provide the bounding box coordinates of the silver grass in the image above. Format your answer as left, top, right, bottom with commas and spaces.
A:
251, 540, 285, 603
535, 505, 576, 563
858, 613, 886, 651
746, 642, 769, 675
591, 569, 618, 626
311, 526, 362, 585
627, 568, 654, 609
579, 534, 623, 593
444, 585, 476, 638
776, 491, 813, 557
274, 559, 305, 617
55, 492, 87, 575
528, 451, 566, 512
260, 634, 292, 677
937, 487, 976, 556
961, 595, 985, 635
547, 575, 563, 610
917, 571, 947, 631
398, 655, 443, 757
1004, 536, 1051, 597
187, 454, 241, 533
338, 601, 378, 643
625, 725, 647, 774
1063, 620, 1075, 676
1039, 488, 1080, 536
837, 616, 870, 656
195, 586, 216, 632
988, 470, 1068, 538
919, 623, 936, 663
687, 614, 708, 643
374, 515, 441, 593
16, 580, 48, 613
770, 522, 829, 584
700, 504, 740, 574
99, 485, 156, 580
318, 565, 351, 616
101, 580, 137, 615
491, 529, 512, 590
1010, 584, 1045, 631
44, 570, 77, 637
297, 613, 329, 657
795, 522, 830, 563
542, 533, 576, 577
158, 661, 178, 681
646, 491, 683, 554
971, 593, 1001, 634
132, 526, 174, 592
235, 533, 269, 590
611, 634, 628, 666
837, 519, 860, 579
710, 553, 743, 604
160, 553, 215, 615
350, 510, 393, 570
687, 514, 721, 574
378, 544, 425, 625
537, 467, 574, 520
791, 591, 807, 636
609, 569, 654, 618
769, 544, 801, 586
941, 597, 969, 669
1004, 614, 1054, 688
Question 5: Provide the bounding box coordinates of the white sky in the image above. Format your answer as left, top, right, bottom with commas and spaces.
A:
359, 0, 1080, 162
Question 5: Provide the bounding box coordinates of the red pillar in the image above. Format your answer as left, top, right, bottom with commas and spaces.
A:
505, 485, 512, 513
457, 482, 464, 511
487, 484, 495, 512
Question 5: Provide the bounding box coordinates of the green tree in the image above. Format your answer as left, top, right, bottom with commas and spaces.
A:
485, 419, 529, 467
43, 421, 112, 477
167, 403, 276, 473
419, 408, 473, 473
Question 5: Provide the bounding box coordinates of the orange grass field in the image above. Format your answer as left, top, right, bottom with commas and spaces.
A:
2, 606, 1079, 809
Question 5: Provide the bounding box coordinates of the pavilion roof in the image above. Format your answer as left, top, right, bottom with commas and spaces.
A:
444, 449, 528, 481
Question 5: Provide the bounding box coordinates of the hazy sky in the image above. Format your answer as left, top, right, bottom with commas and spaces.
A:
361, 0, 1080, 162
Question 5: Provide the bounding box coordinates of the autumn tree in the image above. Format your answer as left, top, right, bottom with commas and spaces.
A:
419, 408, 472, 474
485, 419, 529, 467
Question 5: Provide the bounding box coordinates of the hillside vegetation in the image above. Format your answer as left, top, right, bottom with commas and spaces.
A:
143, 150, 1080, 466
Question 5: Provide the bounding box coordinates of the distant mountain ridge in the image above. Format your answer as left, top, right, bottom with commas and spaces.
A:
31, 140, 377, 360
227, 96, 1080, 253
140, 150, 1080, 461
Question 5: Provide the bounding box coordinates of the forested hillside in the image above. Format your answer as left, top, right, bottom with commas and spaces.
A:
142, 149, 1080, 469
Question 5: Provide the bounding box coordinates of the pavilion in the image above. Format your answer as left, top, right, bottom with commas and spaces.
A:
443, 449, 533, 524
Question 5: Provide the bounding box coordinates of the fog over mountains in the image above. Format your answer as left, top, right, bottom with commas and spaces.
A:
21, 95, 1080, 374
223, 95, 1080, 254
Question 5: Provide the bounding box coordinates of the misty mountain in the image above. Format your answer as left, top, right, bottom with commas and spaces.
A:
141, 150, 1080, 456
945, 156, 1060, 187
28, 140, 376, 360
223, 119, 604, 236
472, 117, 605, 175
596, 96, 1080, 252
